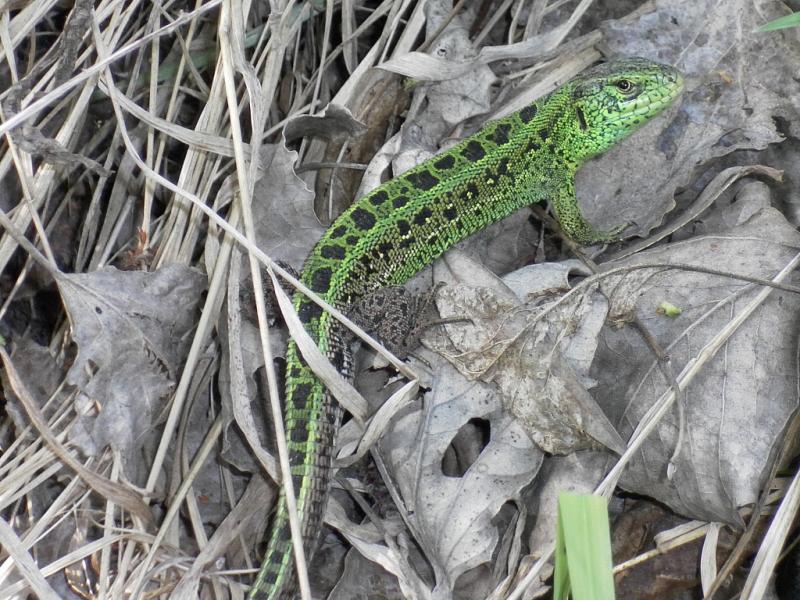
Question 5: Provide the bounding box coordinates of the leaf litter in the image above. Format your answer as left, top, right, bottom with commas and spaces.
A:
595, 206, 800, 525
57, 265, 206, 478
2, 0, 800, 599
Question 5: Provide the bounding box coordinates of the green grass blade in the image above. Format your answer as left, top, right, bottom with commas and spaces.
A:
553, 500, 571, 600
553, 493, 615, 600
758, 12, 800, 32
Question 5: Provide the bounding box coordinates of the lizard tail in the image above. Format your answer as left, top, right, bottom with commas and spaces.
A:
249, 332, 345, 599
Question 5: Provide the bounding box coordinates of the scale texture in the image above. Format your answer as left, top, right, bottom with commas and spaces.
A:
249, 57, 684, 599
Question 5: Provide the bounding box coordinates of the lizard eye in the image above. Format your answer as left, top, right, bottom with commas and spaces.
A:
615, 79, 634, 93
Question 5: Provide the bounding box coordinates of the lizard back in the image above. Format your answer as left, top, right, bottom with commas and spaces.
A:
249, 57, 683, 599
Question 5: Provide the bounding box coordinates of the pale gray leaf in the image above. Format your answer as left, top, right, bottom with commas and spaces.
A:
594, 206, 800, 524
527, 451, 611, 554
418, 29, 496, 133
329, 546, 407, 600
59, 265, 205, 479
254, 143, 325, 271
428, 252, 624, 455
502, 260, 590, 302
381, 363, 542, 592
394, 28, 495, 161
454, 210, 541, 277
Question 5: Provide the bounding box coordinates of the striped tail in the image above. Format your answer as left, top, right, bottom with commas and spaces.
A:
249, 320, 346, 599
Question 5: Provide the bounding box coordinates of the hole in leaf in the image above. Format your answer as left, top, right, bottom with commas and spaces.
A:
441, 417, 491, 477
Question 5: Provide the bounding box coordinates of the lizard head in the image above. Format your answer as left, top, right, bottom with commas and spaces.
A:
568, 57, 683, 161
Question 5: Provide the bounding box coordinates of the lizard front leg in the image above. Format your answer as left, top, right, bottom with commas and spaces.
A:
551, 178, 629, 245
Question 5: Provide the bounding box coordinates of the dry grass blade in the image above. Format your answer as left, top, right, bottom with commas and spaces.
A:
219, 1, 313, 594
225, 252, 280, 480
0, 348, 151, 523
0, 0, 223, 137
740, 470, 800, 598
126, 414, 224, 598
1, 533, 146, 598
0, 517, 61, 600
269, 268, 368, 422
171, 476, 273, 597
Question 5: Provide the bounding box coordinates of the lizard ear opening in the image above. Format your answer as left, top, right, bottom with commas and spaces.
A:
576, 107, 588, 131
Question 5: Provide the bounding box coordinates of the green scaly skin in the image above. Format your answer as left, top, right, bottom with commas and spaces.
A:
249, 57, 683, 599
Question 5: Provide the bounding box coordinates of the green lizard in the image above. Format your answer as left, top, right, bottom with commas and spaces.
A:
250, 57, 683, 599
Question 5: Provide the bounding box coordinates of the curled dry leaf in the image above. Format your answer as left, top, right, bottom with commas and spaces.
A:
58, 265, 206, 481
427, 250, 625, 455
284, 103, 368, 143
14, 125, 111, 177
217, 251, 283, 478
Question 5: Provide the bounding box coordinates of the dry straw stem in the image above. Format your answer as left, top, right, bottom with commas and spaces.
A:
2, 2, 292, 596
126, 413, 224, 598
217, 0, 313, 595
91, 1, 418, 596
0, 0, 224, 278
171, 476, 273, 597
90, 8, 416, 595
0, 517, 61, 600
226, 253, 280, 479
739, 464, 800, 598
0, 342, 136, 597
